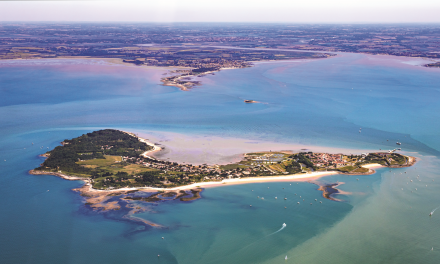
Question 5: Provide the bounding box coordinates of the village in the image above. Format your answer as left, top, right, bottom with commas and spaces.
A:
33, 129, 413, 190
109, 149, 411, 189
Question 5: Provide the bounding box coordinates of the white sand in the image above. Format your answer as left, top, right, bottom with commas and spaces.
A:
144, 170, 340, 191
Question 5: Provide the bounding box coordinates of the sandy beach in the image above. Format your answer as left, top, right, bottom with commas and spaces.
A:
141, 163, 384, 192
122, 131, 162, 159
30, 161, 383, 194
29, 129, 390, 194
148, 170, 341, 191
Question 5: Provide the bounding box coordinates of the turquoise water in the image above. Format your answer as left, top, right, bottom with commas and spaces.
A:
1, 55, 440, 263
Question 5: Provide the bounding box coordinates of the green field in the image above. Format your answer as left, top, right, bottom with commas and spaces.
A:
352, 167, 370, 173
337, 165, 357, 172
77, 155, 156, 175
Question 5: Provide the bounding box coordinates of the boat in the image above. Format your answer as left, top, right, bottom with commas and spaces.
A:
430, 212, 433, 216
282, 223, 286, 227
396, 142, 402, 145
285, 255, 288, 260
275, 197, 277, 199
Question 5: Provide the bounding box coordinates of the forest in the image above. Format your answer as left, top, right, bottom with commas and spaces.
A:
35, 129, 152, 176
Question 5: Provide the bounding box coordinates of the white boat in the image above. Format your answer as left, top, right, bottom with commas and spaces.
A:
285, 255, 288, 260
282, 223, 286, 227
396, 142, 402, 145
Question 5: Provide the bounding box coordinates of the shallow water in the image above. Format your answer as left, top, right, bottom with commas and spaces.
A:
1, 54, 440, 263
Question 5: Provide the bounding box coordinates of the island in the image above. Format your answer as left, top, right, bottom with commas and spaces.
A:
30, 129, 415, 224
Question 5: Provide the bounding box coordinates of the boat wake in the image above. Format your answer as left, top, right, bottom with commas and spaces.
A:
266, 223, 287, 237
430, 206, 440, 216
238, 223, 287, 252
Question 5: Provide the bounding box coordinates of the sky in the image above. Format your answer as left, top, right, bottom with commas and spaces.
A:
0, 0, 440, 23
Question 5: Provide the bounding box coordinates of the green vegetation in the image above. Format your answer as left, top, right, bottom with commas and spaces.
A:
363, 153, 389, 166
35, 129, 152, 176
362, 152, 408, 166
219, 164, 244, 170
34, 129, 413, 190
33, 129, 166, 188
352, 167, 370, 173
283, 160, 302, 174
291, 153, 317, 171
390, 153, 407, 164
337, 165, 358, 172
77, 156, 154, 175
336, 152, 409, 173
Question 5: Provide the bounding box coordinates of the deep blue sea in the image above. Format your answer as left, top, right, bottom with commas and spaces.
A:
1, 54, 440, 263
